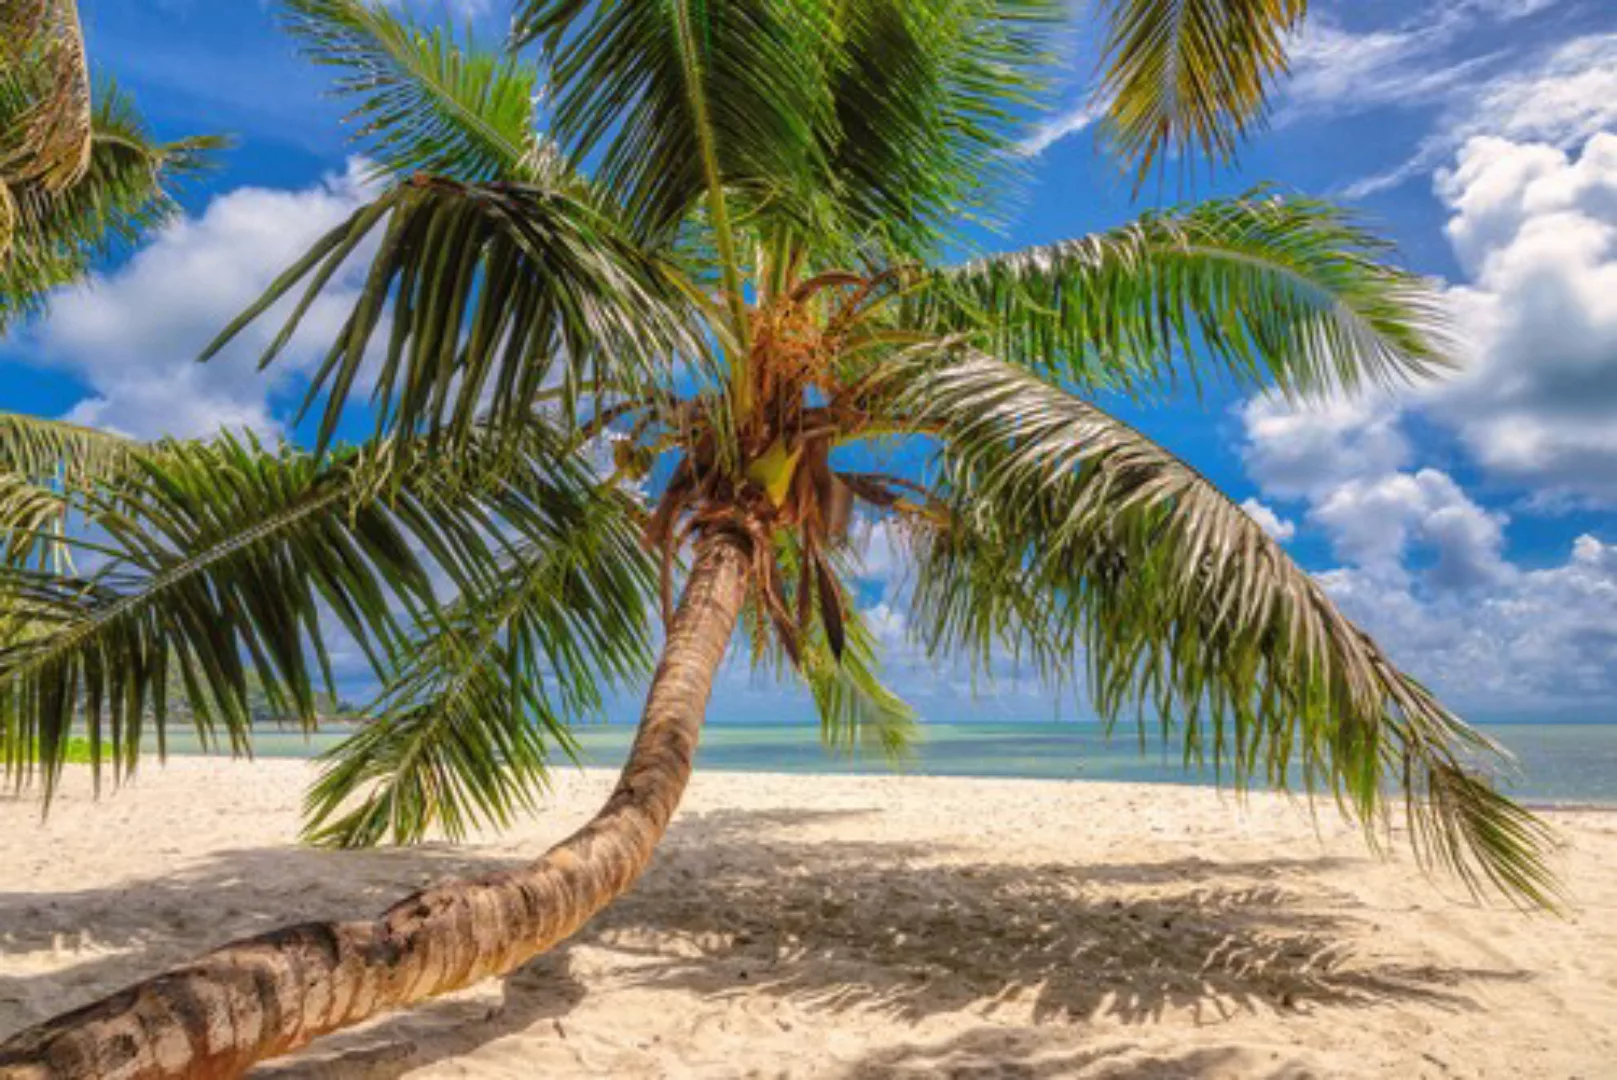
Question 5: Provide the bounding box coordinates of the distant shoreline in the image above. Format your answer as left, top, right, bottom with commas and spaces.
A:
115, 718, 1617, 807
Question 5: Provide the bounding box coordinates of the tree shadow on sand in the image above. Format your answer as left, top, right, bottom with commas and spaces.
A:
0, 806, 1529, 1077
587, 808, 1525, 1027
837, 1027, 1286, 1079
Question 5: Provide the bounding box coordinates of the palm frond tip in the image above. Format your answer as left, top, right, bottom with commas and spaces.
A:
898, 350, 1559, 907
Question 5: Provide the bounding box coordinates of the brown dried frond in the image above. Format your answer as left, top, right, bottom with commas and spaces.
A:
1, 0, 94, 195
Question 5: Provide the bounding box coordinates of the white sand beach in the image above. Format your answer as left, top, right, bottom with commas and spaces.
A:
2, 758, 1614, 1079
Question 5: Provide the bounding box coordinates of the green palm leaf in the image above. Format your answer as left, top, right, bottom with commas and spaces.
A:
900, 349, 1557, 907
304, 482, 657, 848
749, 536, 918, 759
0, 425, 588, 799
803, 604, 917, 760
908, 192, 1449, 400
0, 413, 140, 569
0, 411, 135, 485
200, 174, 700, 454
0, 80, 224, 332
817, 0, 1057, 258
512, 0, 834, 247
1095, 0, 1307, 183
281, 0, 543, 183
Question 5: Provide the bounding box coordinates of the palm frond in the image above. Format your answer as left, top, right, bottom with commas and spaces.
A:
0, 425, 584, 800
907, 192, 1449, 400
1095, 0, 1306, 184
0, 475, 73, 568
303, 482, 656, 847
0, 411, 135, 485
803, 601, 917, 761
750, 534, 918, 759
819, 0, 1058, 258
897, 349, 1558, 907
0, 81, 225, 332
0, 181, 14, 261
511, 0, 834, 246
0, 412, 139, 568
281, 0, 543, 183
200, 174, 700, 454
0, 0, 92, 193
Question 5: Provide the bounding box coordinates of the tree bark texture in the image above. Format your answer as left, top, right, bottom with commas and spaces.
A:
0, 531, 752, 1080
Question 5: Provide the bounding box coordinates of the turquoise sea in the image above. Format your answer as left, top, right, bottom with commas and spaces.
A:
155, 721, 1617, 807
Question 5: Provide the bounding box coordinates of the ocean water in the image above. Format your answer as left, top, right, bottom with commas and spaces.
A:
156, 721, 1617, 807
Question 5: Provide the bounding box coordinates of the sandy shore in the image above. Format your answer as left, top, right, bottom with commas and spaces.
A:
2, 759, 1614, 1078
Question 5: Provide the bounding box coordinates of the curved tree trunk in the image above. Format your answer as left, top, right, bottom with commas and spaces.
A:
0, 531, 752, 1080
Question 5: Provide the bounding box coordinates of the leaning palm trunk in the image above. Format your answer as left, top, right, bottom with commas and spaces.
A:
0, 532, 750, 1080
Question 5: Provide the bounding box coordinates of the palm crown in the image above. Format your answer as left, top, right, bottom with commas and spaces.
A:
0, 1, 222, 333
0, 0, 1554, 901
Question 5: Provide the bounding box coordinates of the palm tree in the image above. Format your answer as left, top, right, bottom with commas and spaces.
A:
1, 1, 221, 609
0, 1, 1557, 1075
1, 0, 222, 334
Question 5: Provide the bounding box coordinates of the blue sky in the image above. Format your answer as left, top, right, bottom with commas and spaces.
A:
4, 0, 1616, 724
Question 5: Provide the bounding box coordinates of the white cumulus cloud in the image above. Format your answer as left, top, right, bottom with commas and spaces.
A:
1239, 393, 1614, 710
1315, 533, 1617, 710
17, 159, 378, 440
1239, 393, 1409, 500
1309, 469, 1511, 589
1249, 130, 1617, 509
1426, 132, 1617, 502
1232, 32, 1617, 713
1239, 498, 1296, 542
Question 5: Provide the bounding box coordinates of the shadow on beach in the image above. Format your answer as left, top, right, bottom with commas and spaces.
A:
0, 807, 1528, 1077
